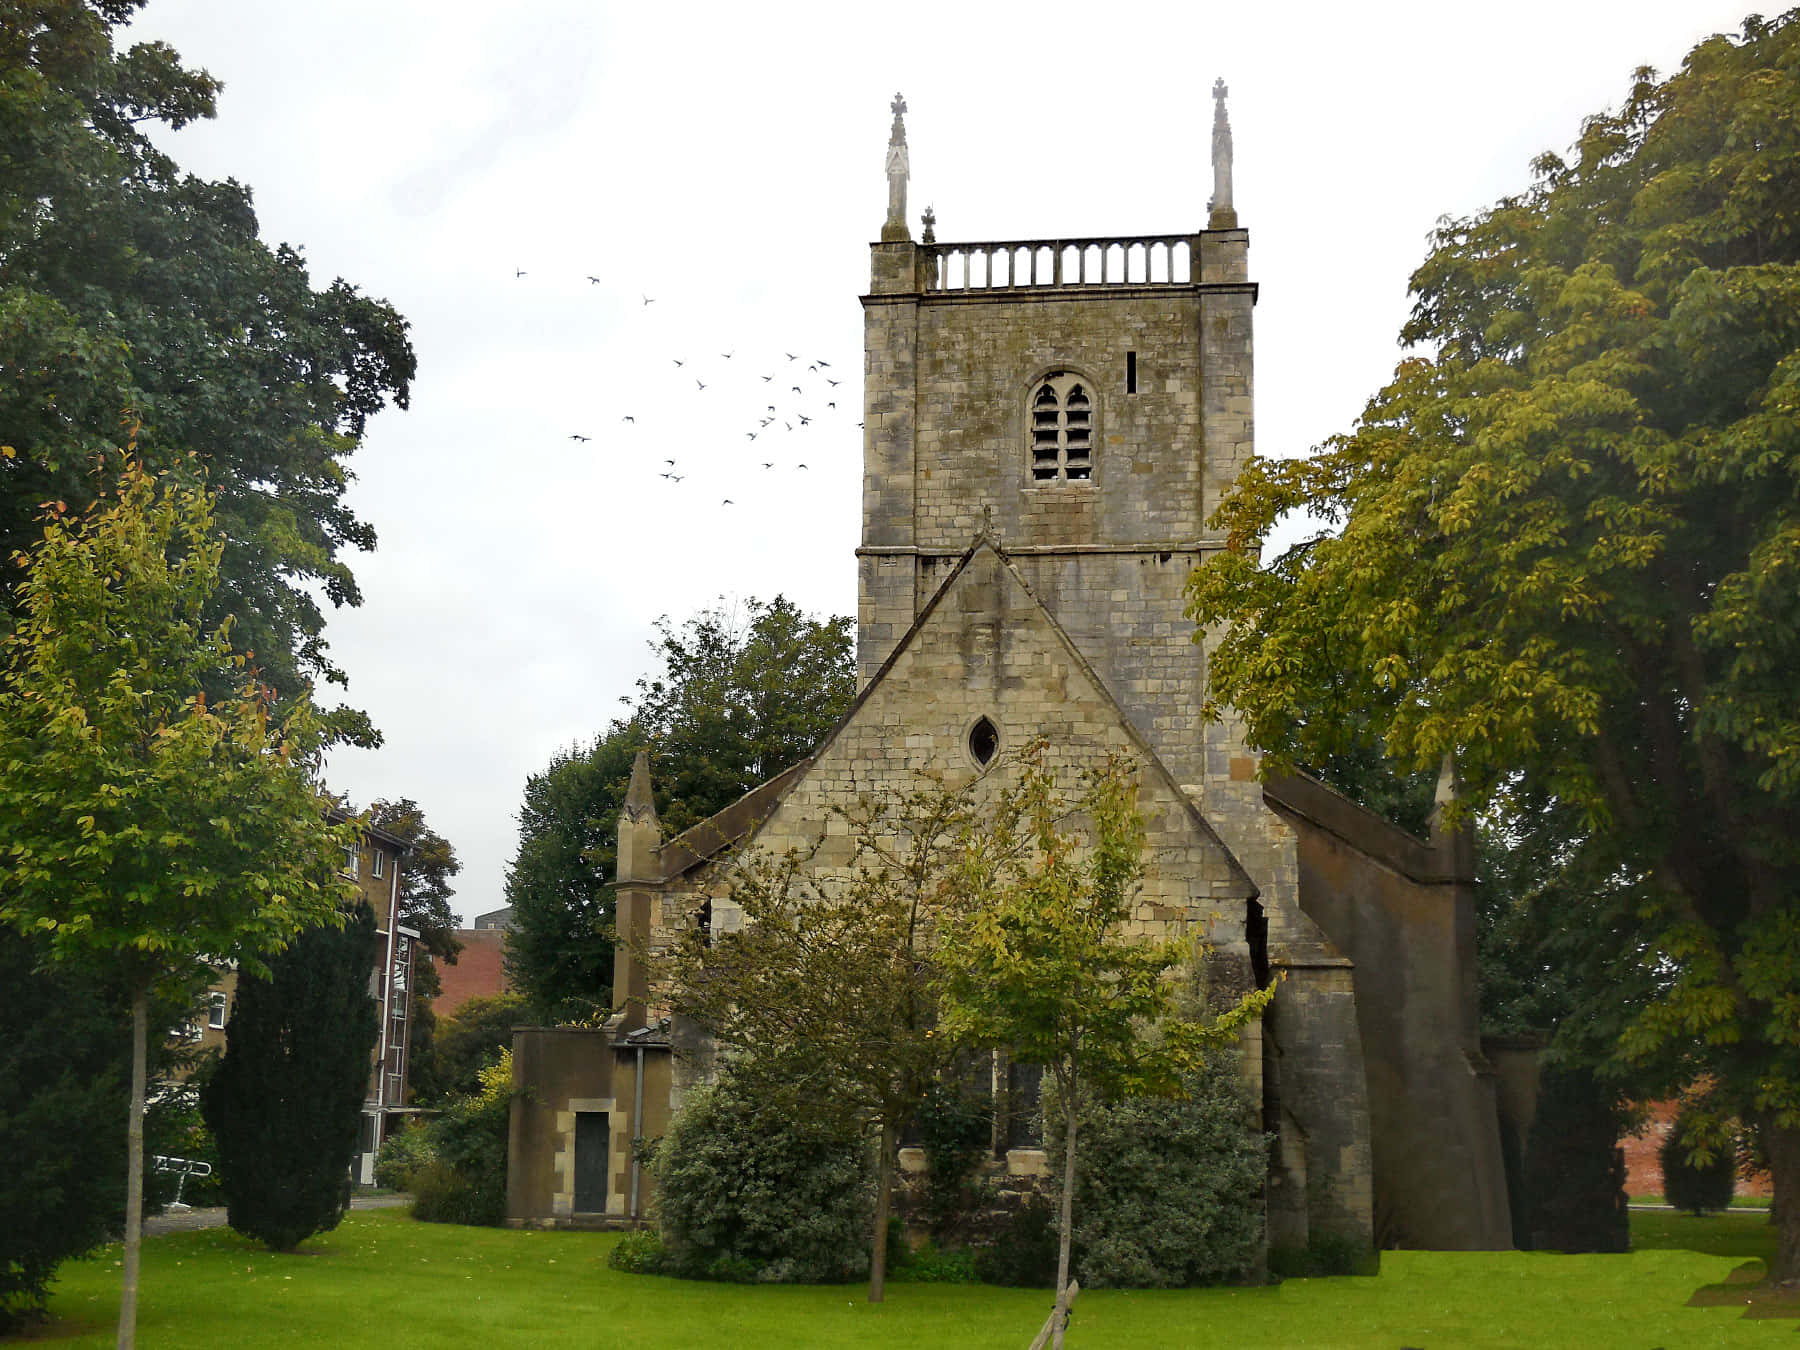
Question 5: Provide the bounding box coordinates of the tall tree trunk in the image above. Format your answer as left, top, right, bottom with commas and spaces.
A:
1053, 1092, 1077, 1350
869, 1119, 896, 1303
1763, 1113, 1800, 1288
118, 985, 147, 1350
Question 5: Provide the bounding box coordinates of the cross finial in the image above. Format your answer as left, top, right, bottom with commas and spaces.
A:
1208, 76, 1237, 229
921, 204, 936, 243
882, 91, 912, 242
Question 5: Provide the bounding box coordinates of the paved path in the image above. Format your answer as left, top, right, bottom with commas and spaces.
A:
143, 1194, 409, 1237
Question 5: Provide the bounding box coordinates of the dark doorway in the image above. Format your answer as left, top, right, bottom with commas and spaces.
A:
574, 1111, 610, 1213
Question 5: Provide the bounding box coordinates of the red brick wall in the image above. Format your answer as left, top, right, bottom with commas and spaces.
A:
1622, 1099, 1772, 1198
433, 929, 509, 1020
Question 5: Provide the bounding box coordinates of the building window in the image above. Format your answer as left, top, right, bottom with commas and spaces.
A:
1029, 372, 1094, 483
371, 848, 384, 879
968, 715, 999, 769
208, 992, 227, 1030
342, 844, 359, 878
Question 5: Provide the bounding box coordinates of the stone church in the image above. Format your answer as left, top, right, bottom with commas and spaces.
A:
506, 89, 1516, 1254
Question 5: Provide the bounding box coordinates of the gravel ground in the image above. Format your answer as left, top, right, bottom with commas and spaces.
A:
142, 1194, 410, 1237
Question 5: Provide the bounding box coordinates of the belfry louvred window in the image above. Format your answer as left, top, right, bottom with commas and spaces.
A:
1030, 372, 1093, 483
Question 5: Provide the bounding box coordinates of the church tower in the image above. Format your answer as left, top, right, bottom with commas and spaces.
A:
858, 85, 1252, 804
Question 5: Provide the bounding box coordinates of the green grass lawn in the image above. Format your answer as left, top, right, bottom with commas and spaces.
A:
8, 1209, 1790, 1349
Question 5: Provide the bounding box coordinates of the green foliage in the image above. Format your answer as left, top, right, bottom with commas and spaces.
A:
366, 799, 461, 1001
941, 742, 1273, 1298
503, 731, 635, 1023
505, 597, 854, 1024
0, 1, 414, 730
1523, 1066, 1630, 1253
606, 1229, 671, 1275
1267, 1231, 1374, 1279
1661, 1107, 1738, 1215
410, 1052, 512, 1228
1185, 15, 1800, 1280
372, 1122, 437, 1193
973, 1195, 1059, 1288
916, 1080, 993, 1236
0, 458, 357, 1338
409, 993, 529, 1106
0, 929, 161, 1328
631, 596, 855, 835
650, 1061, 873, 1284
203, 903, 381, 1251
889, 1238, 979, 1284
1043, 1055, 1265, 1288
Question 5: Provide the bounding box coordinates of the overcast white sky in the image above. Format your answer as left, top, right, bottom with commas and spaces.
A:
125, 0, 1753, 922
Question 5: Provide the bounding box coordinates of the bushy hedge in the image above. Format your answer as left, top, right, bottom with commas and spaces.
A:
1523, 1065, 1628, 1252
1660, 1109, 1736, 1215
975, 1195, 1059, 1287
1047, 1053, 1265, 1288
649, 1063, 872, 1283
373, 1121, 438, 1191
410, 1052, 511, 1227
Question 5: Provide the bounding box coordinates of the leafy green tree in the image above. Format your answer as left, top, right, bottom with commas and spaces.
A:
203, 902, 381, 1251
409, 992, 530, 1105
505, 596, 854, 1021
0, 1, 414, 739
940, 745, 1271, 1345
662, 781, 980, 1302
504, 729, 639, 1022
0, 460, 356, 1346
634, 596, 856, 834
1186, 16, 1800, 1283
367, 798, 462, 1000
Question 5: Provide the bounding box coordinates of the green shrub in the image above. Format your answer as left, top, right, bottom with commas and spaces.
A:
1660, 1109, 1736, 1216
607, 1229, 670, 1274
1523, 1066, 1629, 1252
893, 1238, 980, 1283
374, 1122, 438, 1191
917, 1080, 992, 1236
650, 1060, 872, 1284
1267, 1229, 1376, 1278
1046, 1053, 1266, 1288
410, 1052, 511, 1227
974, 1195, 1058, 1287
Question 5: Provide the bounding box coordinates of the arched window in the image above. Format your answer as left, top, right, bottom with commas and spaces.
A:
968, 715, 999, 768
1029, 372, 1094, 483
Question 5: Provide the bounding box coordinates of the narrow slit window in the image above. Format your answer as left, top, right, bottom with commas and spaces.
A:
1126, 351, 1137, 394
1027, 372, 1098, 485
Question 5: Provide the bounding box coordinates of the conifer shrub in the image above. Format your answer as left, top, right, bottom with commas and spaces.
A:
1660, 1109, 1736, 1215
1045, 1053, 1265, 1288
203, 904, 381, 1251
649, 1060, 872, 1283
916, 1079, 993, 1237
1522, 1065, 1629, 1252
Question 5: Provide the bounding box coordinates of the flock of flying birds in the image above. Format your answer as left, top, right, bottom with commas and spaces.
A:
522, 271, 859, 509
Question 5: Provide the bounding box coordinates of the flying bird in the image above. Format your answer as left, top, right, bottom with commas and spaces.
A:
762, 374, 774, 382
642, 294, 656, 305
721, 498, 734, 505
696, 380, 707, 390
514, 268, 527, 278
569, 434, 590, 442
796, 463, 809, 470
798, 414, 811, 425
747, 432, 758, 440
672, 359, 684, 367
587, 275, 602, 284
786, 352, 798, 361
817, 359, 831, 368
622, 415, 636, 423
827, 378, 840, 386
827, 402, 836, 409
664, 459, 677, 465
791, 386, 803, 394
720, 351, 734, 359
762, 462, 774, 469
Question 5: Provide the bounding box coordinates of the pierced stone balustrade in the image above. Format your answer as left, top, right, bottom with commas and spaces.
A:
923, 235, 1195, 292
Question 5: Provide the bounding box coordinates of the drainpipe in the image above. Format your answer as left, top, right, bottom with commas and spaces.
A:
630, 1043, 646, 1218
